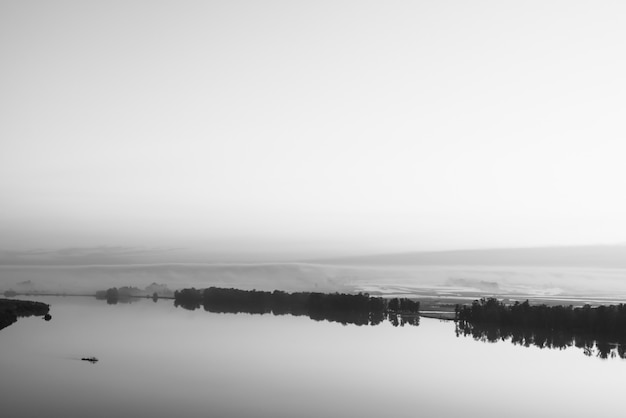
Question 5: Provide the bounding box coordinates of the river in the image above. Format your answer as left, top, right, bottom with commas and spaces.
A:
0, 296, 623, 417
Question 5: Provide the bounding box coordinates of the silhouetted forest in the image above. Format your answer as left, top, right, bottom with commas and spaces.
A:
95, 285, 171, 304
456, 298, 626, 359
95, 284, 174, 304
174, 287, 420, 326
0, 298, 50, 331
96, 287, 131, 304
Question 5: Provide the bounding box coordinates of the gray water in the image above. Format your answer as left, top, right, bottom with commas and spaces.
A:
1, 296, 624, 418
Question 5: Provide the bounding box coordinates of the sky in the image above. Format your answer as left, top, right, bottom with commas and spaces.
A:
2, 0, 626, 259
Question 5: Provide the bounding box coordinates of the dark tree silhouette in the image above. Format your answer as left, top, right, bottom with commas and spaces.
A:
105, 288, 119, 304
0, 299, 50, 331
173, 288, 203, 310
174, 287, 420, 327
455, 298, 626, 359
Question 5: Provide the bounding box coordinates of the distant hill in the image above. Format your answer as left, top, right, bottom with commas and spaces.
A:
310, 245, 626, 269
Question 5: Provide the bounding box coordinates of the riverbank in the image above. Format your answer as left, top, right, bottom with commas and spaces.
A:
0, 298, 50, 330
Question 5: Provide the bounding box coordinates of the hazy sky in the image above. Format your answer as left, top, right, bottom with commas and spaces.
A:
2, 0, 626, 257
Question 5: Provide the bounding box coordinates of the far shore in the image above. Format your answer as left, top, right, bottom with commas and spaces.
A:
5, 288, 623, 323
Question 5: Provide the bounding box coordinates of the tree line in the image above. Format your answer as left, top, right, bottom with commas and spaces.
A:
455, 298, 626, 359
96, 287, 138, 304
174, 287, 420, 327
95, 286, 169, 304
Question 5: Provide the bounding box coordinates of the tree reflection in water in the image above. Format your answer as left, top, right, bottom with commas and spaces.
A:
174, 287, 420, 327
455, 298, 626, 359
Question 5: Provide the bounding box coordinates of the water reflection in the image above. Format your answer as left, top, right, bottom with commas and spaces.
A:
174, 287, 420, 327
455, 321, 626, 359
5, 296, 626, 418
95, 288, 141, 304
456, 298, 626, 359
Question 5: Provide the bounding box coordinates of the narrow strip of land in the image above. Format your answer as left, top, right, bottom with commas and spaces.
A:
0, 298, 50, 331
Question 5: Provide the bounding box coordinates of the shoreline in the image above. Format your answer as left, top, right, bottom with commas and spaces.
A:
0, 298, 50, 331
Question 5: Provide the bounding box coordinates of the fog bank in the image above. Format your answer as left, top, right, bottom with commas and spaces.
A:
2, 263, 626, 301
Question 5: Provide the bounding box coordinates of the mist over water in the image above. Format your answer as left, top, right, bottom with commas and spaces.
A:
3, 245, 626, 301
3, 262, 626, 302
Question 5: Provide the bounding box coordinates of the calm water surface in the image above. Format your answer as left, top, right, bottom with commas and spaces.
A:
1, 296, 624, 418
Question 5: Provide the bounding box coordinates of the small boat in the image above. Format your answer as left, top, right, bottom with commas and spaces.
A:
81, 357, 99, 363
